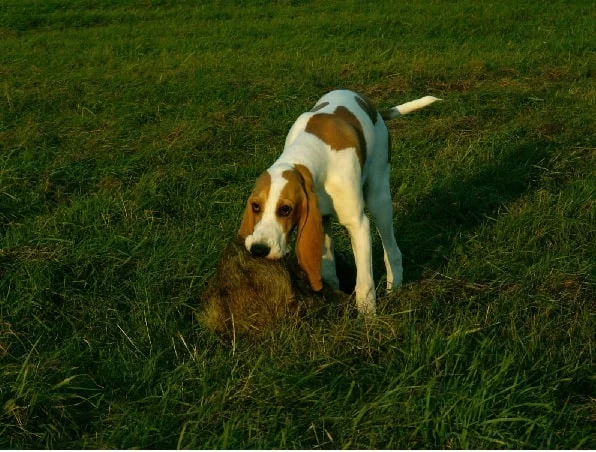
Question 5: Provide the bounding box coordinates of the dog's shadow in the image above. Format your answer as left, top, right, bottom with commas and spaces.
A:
334, 141, 548, 287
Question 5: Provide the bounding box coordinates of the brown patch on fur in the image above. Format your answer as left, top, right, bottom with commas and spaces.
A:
278, 168, 305, 235
238, 171, 271, 239
380, 109, 397, 121
276, 166, 324, 292
332, 107, 367, 168
292, 164, 324, 292
311, 101, 329, 112
305, 109, 366, 168
355, 94, 378, 124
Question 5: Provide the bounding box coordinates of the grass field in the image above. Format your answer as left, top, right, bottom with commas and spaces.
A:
1, 0, 594, 448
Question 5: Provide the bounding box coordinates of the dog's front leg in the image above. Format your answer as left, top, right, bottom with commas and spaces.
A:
346, 215, 376, 315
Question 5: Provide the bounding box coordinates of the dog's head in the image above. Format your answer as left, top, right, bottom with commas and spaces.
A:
238, 164, 323, 291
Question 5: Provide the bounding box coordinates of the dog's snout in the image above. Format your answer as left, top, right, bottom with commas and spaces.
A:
250, 243, 271, 257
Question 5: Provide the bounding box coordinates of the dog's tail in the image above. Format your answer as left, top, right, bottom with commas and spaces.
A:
380, 96, 441, 120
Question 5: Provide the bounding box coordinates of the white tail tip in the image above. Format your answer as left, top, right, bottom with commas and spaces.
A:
381, 96, 442, 120
397, 96, 442, 115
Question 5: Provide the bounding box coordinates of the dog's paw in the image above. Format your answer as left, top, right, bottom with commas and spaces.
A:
355, 288, 376, 316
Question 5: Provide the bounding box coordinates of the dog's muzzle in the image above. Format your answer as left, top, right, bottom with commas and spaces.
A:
249, 243, 271, 258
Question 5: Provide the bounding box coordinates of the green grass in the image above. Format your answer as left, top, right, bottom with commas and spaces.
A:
1, 0, 594, 448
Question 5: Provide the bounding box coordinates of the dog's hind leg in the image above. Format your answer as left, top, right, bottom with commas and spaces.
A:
365, 165, 403, 293
320, 215, 340, 289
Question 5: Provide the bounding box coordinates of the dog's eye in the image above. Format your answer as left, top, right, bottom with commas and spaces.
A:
277, 205, 292, 217
251, 202, 261, 213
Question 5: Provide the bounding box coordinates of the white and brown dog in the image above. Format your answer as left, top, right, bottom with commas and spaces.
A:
238, 90, 439, 314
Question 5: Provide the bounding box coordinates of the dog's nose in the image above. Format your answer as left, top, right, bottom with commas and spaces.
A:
250, 243, 270, 257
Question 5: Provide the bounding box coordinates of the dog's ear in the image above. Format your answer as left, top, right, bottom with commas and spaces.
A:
294, 165, 323, 292
237, 200, 254, 240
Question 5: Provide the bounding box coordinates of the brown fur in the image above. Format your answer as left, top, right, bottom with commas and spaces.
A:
355, 94, 378, 124
292, 164, 324, 292
310, 101, 329, 112
332, 106, 367, 168
305, 110, 366, 168
238, 171, 271, 240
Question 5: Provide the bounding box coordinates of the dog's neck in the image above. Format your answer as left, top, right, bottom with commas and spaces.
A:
271, 136, 325, 186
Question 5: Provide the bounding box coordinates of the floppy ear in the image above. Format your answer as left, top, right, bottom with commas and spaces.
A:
294, 165, 323, 292
237, 202, 254, 240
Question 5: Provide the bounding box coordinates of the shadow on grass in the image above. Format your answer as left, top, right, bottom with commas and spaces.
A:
373, 140, 551, 283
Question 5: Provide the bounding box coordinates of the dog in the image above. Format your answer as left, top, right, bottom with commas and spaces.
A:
238, 90, 439, 314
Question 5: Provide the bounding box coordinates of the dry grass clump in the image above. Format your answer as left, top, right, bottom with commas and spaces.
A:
198, 239, 326, 335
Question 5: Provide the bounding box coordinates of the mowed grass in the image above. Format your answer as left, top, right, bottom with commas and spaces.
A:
1, 0, 594, 448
